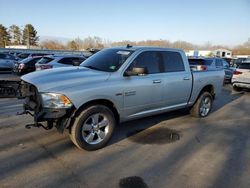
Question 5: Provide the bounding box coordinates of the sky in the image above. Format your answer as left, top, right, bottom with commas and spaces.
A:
0, 0, 250, 46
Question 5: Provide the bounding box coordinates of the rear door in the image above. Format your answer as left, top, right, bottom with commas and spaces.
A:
161, 51, 192, 107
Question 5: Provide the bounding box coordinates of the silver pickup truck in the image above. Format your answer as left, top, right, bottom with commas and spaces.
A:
10, 46, 224, 150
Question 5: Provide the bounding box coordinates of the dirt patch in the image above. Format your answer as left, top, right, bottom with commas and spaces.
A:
119, 176, 148, 188
126, 127, 180, 145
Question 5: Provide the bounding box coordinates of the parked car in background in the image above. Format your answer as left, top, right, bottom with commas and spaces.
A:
188, 57, 233, 83
13, 56, 44, 75
221, 59, 234, 83
232, 62, 250, 91
0, 53, 17, 72
10, 51, 22, 57
17, 52, 51, 60
35, 55, 86, 70
243, 58, 250, 63
232, 58, 247, 67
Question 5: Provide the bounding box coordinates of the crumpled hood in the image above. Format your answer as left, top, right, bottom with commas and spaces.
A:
21, 67, 110, 92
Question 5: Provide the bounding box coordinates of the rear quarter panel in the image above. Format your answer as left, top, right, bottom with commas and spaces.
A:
189, 70, 224, 105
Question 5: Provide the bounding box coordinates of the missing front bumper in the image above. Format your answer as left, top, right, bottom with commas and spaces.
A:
23, 107, 75, 133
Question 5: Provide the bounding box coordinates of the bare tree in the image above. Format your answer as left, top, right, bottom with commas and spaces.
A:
40, 40, 66, 50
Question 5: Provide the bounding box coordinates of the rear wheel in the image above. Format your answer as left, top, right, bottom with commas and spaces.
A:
233, 85, 242, 92
190, 92, 213, 118
69, 105, 115, 150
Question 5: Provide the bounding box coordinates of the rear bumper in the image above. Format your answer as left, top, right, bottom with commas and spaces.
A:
232, 81, 250, 89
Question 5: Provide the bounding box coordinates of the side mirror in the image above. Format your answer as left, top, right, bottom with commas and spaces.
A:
124, 67, 148, 76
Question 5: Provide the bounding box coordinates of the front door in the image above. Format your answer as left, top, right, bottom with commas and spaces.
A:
123, 51, 164, 117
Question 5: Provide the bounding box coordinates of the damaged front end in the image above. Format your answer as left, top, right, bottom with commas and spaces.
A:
23, 82, 76, 133
0, 80, 75, 133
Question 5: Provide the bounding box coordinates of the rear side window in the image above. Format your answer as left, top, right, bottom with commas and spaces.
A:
215, 59, 223, 67
71, 57, 86, 66
189, 59, 213, 66
161, 51, 185, 72
28, 57, 42, 64
239, 63, 250, 69
18, 53, 30, 58
58, 57, 74, 65
129, 51, 161, 74
59, 57, 85, 65
38, 57, 54, 64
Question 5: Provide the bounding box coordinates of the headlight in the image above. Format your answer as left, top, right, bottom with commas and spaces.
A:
41, 93, 73, 109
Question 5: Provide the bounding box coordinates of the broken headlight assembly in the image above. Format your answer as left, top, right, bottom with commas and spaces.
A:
41, 93, 73, 109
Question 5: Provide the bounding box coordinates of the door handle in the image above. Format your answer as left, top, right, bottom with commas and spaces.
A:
153, 80, 162, 83
183, 77, 190, 80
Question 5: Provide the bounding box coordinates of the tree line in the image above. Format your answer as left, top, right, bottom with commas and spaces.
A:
42, 37, 250, 55
0, 24, 39, 47
1, 23, 250, 55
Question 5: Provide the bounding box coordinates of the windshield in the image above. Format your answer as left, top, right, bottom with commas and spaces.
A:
189, 58, 213, 66
80, 48, 134, 72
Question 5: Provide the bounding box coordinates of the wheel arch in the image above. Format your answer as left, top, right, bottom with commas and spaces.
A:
199, 84, 215, 99
73, 99, 120, 124
191, 84, 215, 107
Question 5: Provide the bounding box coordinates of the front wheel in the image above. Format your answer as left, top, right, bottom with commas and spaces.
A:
190, 92, 213, 118
69, 105, 116, 151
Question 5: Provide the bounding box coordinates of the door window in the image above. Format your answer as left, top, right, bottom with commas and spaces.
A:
59, 57, 74, 65
128, 51, 162, 74
161, 51, 185, 72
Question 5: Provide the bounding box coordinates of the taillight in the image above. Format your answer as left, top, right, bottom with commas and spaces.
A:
19, 63, 25, 70
40, 64, 53, 69
233, 70, 242, 75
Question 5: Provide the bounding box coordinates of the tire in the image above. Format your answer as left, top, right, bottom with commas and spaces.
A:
233, 85, 242, 92
69, 105, 116, 151
190, 92, 213, 118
